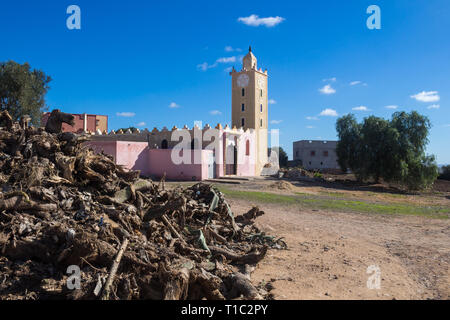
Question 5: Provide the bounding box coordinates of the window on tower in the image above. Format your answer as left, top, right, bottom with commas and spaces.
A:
260, 89, 263, 97
241, 104, 245, 112
260, 119, 263, 127
260, 104, 263, 112
242, 88, 245, 97
241, 118, 245, 127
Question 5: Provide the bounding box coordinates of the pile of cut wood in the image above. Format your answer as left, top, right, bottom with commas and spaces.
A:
0, 111, 280, 300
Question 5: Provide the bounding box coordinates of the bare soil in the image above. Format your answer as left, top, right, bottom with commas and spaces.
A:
195, 177, 450, 300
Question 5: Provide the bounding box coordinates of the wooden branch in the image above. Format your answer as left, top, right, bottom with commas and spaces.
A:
209, 245, 268, 265
207, 226, 227, 244
161, 214, 186, 244
100, 238, 129, 300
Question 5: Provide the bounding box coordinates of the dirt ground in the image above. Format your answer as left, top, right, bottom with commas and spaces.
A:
240, 200, 449, 300
172, 177, 450, 300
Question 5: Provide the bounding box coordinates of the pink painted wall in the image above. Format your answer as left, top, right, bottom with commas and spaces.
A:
148, 149, 212, 181
237, 155, 255, 176
85, 141, 150, 176
116, 141, 150, 176
86, 141, 117, 159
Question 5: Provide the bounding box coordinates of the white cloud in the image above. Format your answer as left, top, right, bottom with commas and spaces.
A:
198, 56, 237, 71
116, 112, 135, 117
210, 110, 222, 115
350, 81, 367, 86
238, 14, 285, 27
385, 105, 399, 109
270, 120, 282, 124
411, 91, 440, 102
197, 62, 217, 71
136, 122, 146, 127
224, 67, 233, 72
427, 104, 440, 109
319, 84, 336, 95
319, 108, 338, 117
352, 106, 369, 111
306, 116, 319, 120
225, 46, 241, 52
306, 125, 315, 129
323, 77, 336, 82
268, 99, 277, 104
169, 102, 180, 109
216, 56, 236, 63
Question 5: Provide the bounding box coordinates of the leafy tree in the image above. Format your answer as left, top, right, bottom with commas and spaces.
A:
0, 61, 52, 125
335, 114, 362, 174
335, 111, 438, 190
268, 147, 288, 167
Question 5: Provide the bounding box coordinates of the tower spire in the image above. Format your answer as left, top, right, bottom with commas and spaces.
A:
249, 45, 252, 52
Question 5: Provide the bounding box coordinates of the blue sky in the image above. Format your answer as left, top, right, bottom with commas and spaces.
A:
1, 0, 449, 163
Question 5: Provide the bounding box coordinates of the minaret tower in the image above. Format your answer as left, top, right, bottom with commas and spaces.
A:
230, 46, 268, 175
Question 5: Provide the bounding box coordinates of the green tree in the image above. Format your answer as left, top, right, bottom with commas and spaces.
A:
335, 114, 362, 174
0, 61, 51, 126
116, 127, 137, 132
335, 111, 438, 190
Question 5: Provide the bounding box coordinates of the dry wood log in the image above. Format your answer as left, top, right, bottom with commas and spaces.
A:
143, 197, 185, 221
101, 238, 129, 300
55, 153, 76, 181
235, 206, 265, 223
161, 266, 190, 300
0, 110, 13, 130
209, 245, 268, 265
45, 109, 75, 134
161, 214, 186, 244
229, 272, 263, 300
207, 226, 227, 244
190, 269, 225, 300
0, 195, 57, 212
19, 115, 31, 130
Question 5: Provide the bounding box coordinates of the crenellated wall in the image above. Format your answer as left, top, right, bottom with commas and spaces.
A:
85, 124, 258, 179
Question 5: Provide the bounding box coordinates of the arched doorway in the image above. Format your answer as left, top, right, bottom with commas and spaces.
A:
225, 141, 237, 175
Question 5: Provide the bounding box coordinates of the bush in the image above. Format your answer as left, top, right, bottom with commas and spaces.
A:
313, 172, 323, 179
